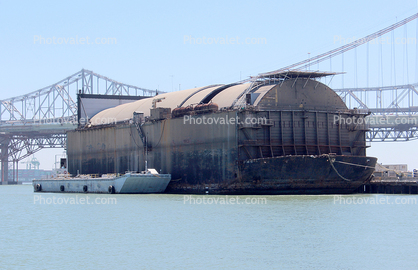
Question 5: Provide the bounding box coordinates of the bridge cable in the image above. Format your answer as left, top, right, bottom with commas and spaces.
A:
404, 24, 409, 85
259, 13, 418, 75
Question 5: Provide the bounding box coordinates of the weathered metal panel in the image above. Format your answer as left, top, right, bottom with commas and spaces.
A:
257, 79, 347, 112
68, 111, 239, 186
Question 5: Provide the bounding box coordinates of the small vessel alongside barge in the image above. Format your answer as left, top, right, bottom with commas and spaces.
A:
33, 160, 171, 194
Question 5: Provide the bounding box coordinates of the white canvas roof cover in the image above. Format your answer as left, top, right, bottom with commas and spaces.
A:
90, 83, 255, 126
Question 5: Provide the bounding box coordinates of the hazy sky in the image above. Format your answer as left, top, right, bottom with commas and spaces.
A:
1, 0, 418, 170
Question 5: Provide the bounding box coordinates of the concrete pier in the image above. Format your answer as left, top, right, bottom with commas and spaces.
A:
0, 137, 9, 184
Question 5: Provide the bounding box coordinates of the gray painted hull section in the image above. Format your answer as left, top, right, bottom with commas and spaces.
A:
33, 173, 171, 194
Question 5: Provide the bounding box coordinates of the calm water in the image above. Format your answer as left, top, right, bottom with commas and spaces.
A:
1, 185, 418, 269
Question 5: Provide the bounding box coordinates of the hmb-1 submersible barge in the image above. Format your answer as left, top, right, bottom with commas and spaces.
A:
62, 71, 376, 195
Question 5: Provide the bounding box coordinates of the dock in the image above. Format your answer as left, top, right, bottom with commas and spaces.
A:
357, 178, 418, 194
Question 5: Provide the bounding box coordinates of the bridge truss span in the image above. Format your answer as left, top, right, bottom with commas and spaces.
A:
0, 69, 159, 124
334, 83, 418, 115
0, 69, 161, 182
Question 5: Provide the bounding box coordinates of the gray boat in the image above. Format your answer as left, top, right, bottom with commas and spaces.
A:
33, 157, 171, 194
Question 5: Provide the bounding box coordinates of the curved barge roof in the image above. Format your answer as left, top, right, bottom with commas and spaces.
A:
90, 71, 347, 126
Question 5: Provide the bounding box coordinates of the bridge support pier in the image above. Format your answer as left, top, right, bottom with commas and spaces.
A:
0, 137, 9, 184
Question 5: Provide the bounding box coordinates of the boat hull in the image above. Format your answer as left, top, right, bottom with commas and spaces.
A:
33, 173, 171, 194
165, 155, 377, 195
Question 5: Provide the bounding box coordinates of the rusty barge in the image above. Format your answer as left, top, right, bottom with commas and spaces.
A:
67, 71, 377, 194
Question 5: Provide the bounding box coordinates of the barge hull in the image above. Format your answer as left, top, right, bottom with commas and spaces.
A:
66, 78, 376, 195
33, 173, 171, 194
165, 155, 377, 195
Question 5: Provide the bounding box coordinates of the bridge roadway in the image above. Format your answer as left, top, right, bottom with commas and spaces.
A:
0, 112, 416, 145
1, 111, 417, 183
1, 114, 417, 131
1, 113, 417, 139
0, 120, 76, 183
1, 113, 417, 134
0, 121, 76, 134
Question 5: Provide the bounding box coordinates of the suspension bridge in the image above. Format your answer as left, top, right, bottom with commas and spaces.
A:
1, 13, 418, 183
